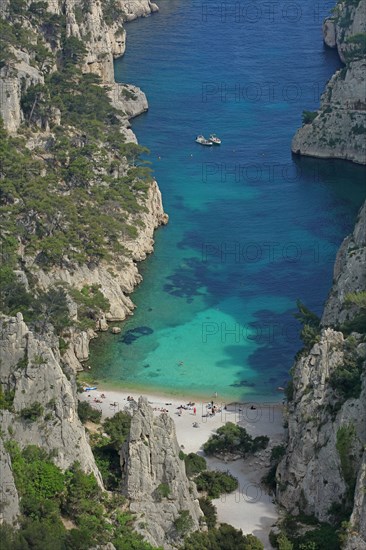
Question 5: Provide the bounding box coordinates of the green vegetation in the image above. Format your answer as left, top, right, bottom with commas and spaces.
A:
329, 353, 363, 400
203, 422, 269, 457
173, 510, 194, 535
2, 442, 159, 549
344, 33, 366, 62
195, 470, 238, 499
302, 111, 318, 125
0, 386, 15, 411
262, 445, 286, 492
0, 7, 154, 342
77, 401, 102, 424
294, 301, 321, 355
341, 291, 366, 334
102, 0, 125, 26
156, 482, 170, 499
183, 523, 264, 549
70, 285, 111, 329
270, 514, 342, 550
87, 411, 131, 490
199, 496, 217, 529
183, 452, 207, 477
336, 424, 358, 499
20, 402, 44, 421
103, 411, 131, 450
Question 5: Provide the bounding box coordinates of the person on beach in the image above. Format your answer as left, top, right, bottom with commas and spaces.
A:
193, 406, 196, 415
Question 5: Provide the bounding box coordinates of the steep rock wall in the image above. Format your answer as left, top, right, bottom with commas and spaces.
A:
120, 398, 203, 549
292, 0, 366, 164
0, 313, 103, 484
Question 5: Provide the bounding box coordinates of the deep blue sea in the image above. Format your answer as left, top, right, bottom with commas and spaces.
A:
89, 0, 366, 401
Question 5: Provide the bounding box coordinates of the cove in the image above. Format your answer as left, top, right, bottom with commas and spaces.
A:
89, 0, 366, 402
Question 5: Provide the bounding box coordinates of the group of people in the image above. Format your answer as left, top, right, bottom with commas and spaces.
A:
127, 395, 135, 402
177, 403, 197, 416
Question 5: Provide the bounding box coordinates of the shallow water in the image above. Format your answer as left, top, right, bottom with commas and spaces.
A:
89, 0, 366, 401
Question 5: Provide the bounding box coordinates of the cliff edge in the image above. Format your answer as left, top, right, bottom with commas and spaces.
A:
292, 0, 366, 164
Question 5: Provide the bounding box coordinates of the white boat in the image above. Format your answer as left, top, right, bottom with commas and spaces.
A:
195, 135, 213, 146
209, 134, 221, 145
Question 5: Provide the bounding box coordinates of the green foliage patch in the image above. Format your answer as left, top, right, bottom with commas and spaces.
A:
203, 422, 269, 457
183, 523, 264, 549
195, 470, 238, 499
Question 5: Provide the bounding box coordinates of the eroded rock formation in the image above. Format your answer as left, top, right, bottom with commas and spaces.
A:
120, 397, 203, 549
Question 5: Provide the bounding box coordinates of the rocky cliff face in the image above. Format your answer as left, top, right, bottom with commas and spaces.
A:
0, 0, 170, 532
292, 0, 366, 164
120, 398, 203, 549
0, 314, 103, 483
322, 200, 366, 327
277, 201, 366, 548
0, 0, 158, 132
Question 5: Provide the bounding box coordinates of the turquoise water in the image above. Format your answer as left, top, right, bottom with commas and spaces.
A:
89, 0, 366, 401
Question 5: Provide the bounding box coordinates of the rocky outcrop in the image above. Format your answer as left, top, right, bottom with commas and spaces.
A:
0, 314, 103, 485
0, 438, 20, 526
276, 329, 366, 520
120, 398, 203, 549
323, 0, 366, 63
322, 201, 366, 326
344, 450, 366, 550
277, 201, 366, 548
292, 0, 366, 164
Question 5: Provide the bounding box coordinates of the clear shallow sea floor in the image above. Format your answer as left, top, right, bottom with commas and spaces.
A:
89, 0, 366, 402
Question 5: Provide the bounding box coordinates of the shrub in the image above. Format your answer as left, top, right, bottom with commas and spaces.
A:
195, 470, 238, 498
203, 422, 269, 457
156, 482, 170, 499
78, 401, 102, 424
20, 402, 44, 421
199, 497, 217, 528
184, 453, 207, 477
336, 424, 357, 498
302, 111, 318, 125
103, 411, 131, 450
183, 523, 264, 549
0, 387, 15, 411
174, 510, 194, 535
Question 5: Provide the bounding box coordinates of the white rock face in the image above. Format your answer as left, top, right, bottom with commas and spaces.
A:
120, 398, 203, 549
0, 438, 20, 526
277, 329, 366, 520
0, 314, 103, 486
322, 201, 366, 327
292, 60, 366, 165
292, 0, 366, 164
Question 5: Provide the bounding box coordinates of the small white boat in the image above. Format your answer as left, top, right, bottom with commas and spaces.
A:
209, 134, 221, 145
195, 135, 213, 146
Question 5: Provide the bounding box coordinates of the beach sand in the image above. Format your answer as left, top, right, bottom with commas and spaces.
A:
81, 387, 284, 549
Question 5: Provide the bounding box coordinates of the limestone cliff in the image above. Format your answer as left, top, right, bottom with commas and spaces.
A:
0, 0, 168, 372
0, 313, 103, 483
120, 398, 203, 549
292, 0, 366, 164
322, 200, 366, 327
276, 201, 366, 548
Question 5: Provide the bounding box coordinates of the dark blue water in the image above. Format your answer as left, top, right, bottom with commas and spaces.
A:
90, 0, 366, 401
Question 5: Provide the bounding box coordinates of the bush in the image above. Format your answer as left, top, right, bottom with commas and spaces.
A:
184, 453, 207, 477
183, 523, 264, 549
103, 411, 131, 450
174, 510, 194, 535
302, 111, 318, 125
203, 422, 269, 457
195, 470, 238, 498
0, 386, 15, 411
199, 497, 217, 528
20, 402, 44, 421
156, 483, 170, 499
78, 401, 102, 424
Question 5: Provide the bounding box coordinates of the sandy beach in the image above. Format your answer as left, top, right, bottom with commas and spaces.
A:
80, 387, 284, 549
